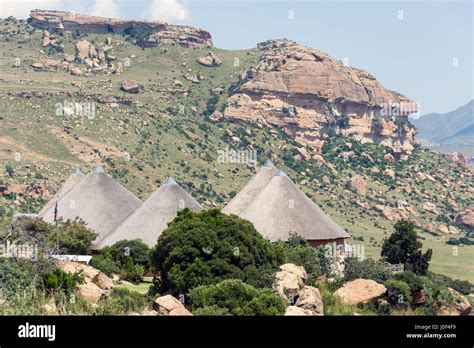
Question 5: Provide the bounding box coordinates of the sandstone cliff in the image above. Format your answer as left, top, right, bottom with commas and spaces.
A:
28, 9, 212, 48
223, 39, 417, 153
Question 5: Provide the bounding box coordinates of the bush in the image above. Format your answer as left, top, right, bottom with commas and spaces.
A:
193, 305, 231, 316
381, 220, 432, 275
49, 219, 98, 254
90, 255, 120, 276
122, 257, 144, 284
426, 272, 472, 296
109, 287, 148, 313
102, 239, 151, 270
385, 279, 411, 308
189, 279, 286, 316
344, 257, 390, 283
0, 258, 37, 300
393, 271, 424, 295
151, 209, 285, 295
42, 268, 85, 297
282, 234, 331, 283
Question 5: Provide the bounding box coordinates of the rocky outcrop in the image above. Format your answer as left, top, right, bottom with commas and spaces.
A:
197, 52, 222, 67
334, 279, 387, 305
153, 295, 192, 316
274, 263, 307, 300
223, 39, 417, 154
294, 285, 324, 315
29, 10, 212, 48
455, 208, 474, 231
59, 260, 113, 304
438, 288, 472, 316
347, 175, 366, 196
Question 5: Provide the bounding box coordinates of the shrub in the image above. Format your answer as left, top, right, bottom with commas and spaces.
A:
189, 279, 286, 316
42, 268, 85, 297
385, 279, 411, 308
393, 271, 424, 295
151, 209, 285, 295
102, 239, 150, 270
109, 287, 148, 313
282, 234, 332, 282
381, 220, 432, 275
344, 257, 390, 283
49, 219, 98, 254
0, 258, 37, 300
193, 305, 231, 316
426, 272, 472, 296
122, 257, 145, 284
90, 255, 120, 276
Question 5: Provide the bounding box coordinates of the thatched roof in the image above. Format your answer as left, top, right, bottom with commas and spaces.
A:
39, 166, 142, 242
38, 168, 84, 216
222, 160, 278, 215
94, 177, 202, 248
238, 171, 349, 242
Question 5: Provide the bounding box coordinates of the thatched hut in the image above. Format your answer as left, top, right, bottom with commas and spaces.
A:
236, 170, 349, 246
94, 177, 202, 248
38, 166, 142, 242
222, 159, 278, 215
38, 168, 84, 216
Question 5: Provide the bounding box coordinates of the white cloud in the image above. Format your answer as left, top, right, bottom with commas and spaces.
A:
148, 0, 190, 22
90, 0, 120, 18
0, 0, 64, 19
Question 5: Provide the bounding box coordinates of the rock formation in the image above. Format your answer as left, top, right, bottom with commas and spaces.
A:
153, 295, 192, 316
223, 39, 417, 154
28, 9, 212, 48
334, 278, 387, 305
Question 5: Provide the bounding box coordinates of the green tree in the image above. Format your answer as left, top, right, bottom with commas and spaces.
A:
381, 220, 432, 275
151, 209, 285, 295
49, 219, 98, 254
102, 239, 150, 270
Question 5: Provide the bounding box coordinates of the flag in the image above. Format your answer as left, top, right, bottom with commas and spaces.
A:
53, 201, 58, 222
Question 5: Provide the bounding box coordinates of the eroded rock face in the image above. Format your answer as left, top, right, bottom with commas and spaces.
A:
223, 39, 417, 154
334, 278, 387, 305
29, 10, 212, 48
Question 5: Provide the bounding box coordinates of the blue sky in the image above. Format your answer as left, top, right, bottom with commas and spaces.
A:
1, 0, 472, 114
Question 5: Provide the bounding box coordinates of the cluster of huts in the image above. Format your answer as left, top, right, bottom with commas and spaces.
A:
38, 160, 349, 250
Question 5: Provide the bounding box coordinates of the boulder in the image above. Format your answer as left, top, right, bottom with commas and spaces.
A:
322, 175, 330, 185
153, 295, 192, 316
58, 260, 113, 303
274, 263, 307, 300
197, 52, 222, 67
77, 281, 106, 304
44, 59, 61, 68
455, 208, 474, 231
284, 306, 314, 316
438, 288, 471, 316
384, 168, 395, 179
297, 147, 310, 161
334, 279, 387, 305
31, 62, 44, 70
423, 202, 438, 214
347, 175, 366, 196
75, 40, 97, 61
68, 66, 82, 76
121, 80, 140, 93
294, 285, 324, 315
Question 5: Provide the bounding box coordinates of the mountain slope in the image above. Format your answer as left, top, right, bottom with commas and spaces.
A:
0, 13, 473, 282
412, 100, 474, 144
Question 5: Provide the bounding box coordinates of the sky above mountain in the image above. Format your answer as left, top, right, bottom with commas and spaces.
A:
0, 0, 472, 115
